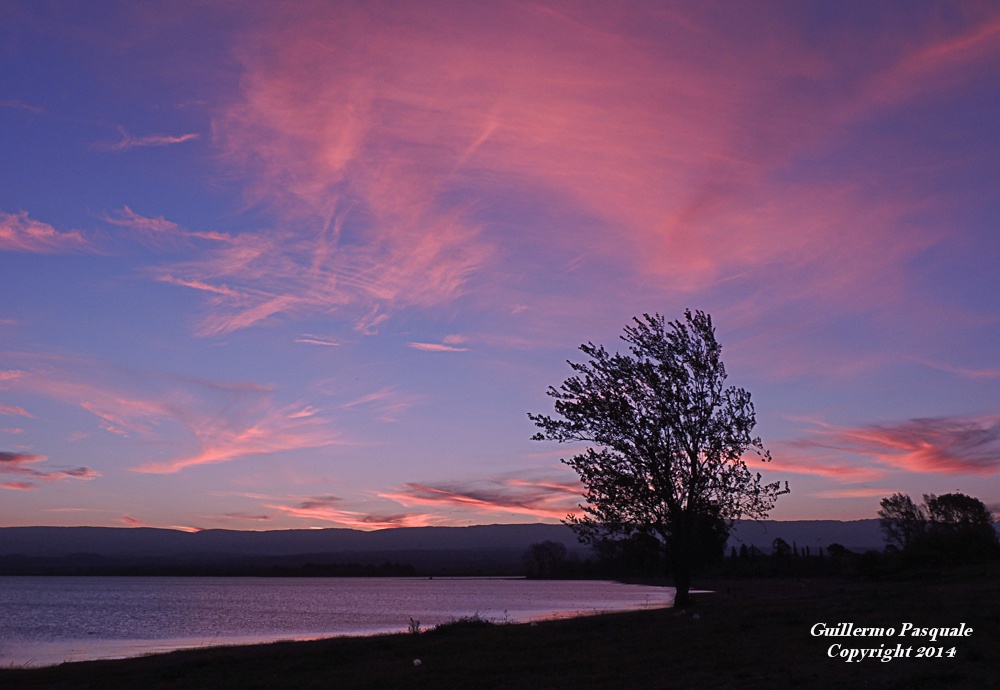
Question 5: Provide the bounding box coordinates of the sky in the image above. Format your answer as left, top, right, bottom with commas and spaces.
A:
2, 1, 999, 532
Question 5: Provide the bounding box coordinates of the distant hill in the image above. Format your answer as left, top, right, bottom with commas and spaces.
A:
0, 520, 894, 576
728, 519, 885, 554
0, 524, 583, 576
0, 523, 583, 559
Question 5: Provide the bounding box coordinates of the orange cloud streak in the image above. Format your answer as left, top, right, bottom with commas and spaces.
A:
266, 495, 439, 530
133, 403, 341, 474
383, 474, 584, 521
787, 414, 1000, 476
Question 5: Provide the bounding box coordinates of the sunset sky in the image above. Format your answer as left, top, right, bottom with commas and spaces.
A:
2, 1, 999, 531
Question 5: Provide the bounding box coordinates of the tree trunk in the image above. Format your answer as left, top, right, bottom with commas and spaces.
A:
672, 561, 692, 608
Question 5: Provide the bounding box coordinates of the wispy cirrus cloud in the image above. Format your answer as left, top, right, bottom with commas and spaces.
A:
294, 333, 340, 347
1, 481, 36, 491
0, 353, 344, 475
104, 206, 232, 246
808, 488, 896, 499
407, 342, 469, 353
101, 126, 199, 152
133, 402, 340, 474
121, 514, 200, 532
383, 473, 584, 521
0, 99, 45, 114
857, 13, 1000, 114
0, 451, 99, 490
0, 403, 32, 418
266, 494, 439, 529
144, 0, 1000, 347
910, 357, 1000, 381
786, 414, 1000, 476
336, 386, 417, 423
764, 450, 885, 483
0, 211, 90, 253
0, 370, 29, 385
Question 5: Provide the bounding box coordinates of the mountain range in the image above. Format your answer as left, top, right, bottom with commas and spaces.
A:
0, 520, 888, 576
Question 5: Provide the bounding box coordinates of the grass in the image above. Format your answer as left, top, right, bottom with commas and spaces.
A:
1, 563, 997, 689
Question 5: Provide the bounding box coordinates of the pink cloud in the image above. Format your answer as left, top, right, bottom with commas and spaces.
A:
336, 387, 417, 422
0, 370, 29, 385
132, 403, 341, 474
1, 354, 344, 475
155, 0, 996, 346
103, 126, 199, 151
808, 488, 896, 499
858, 15, 1000, 113
0, 403, 32, 418
911, 357, 1000, 381
0, 99, 45, 114
787, 414, 1000, 476
0, 450, 99, 489
0, 211, 90, 253
383, 473, 584, 521
294, 333, 340, 347
266, 494, 439, 529
1, 481, 37, 491
104, 206, 180, 234
121, 514, 201, 532
764, 448, 885, 483
407, 342, 469, 353
105, 207, 233, 247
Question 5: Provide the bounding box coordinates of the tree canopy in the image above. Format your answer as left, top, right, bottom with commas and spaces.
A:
877, 492, 927, 551
529, 310, 787, 607
878, 491, 998, 561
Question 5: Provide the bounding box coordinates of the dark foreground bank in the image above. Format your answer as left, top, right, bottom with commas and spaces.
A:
3, 563, 997, 690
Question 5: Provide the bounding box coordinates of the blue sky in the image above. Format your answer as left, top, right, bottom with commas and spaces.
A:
2, 1, 999, 530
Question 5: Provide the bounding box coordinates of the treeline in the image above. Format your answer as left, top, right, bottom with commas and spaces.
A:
522, 535, 861, 579
524, 491, 999, 580
877, 491, 999, 563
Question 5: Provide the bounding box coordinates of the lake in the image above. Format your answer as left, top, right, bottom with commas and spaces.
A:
0, 576, 675, 667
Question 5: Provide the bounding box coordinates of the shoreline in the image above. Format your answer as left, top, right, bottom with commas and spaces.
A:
2, 564, 996, 689
1, 579, 676, 669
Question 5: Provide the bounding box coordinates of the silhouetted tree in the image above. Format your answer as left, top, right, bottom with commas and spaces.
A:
923, 493, 998, 560
592, 532, 665, 576
878, 491, 998, 562
878, 492, 927, 551
523, 540, 569, 578
530, 310, 788, 607
772, 537, 791, 559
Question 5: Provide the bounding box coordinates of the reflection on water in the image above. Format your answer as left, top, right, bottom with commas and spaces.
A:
0, 576, 674, 667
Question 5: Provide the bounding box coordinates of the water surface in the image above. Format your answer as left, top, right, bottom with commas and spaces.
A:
0, 576, 674, 666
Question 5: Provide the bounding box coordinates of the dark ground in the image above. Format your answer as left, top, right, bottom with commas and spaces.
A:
2, 563, 997, 689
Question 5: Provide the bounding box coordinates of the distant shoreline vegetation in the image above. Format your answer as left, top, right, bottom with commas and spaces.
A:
0, 517, 995, 578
